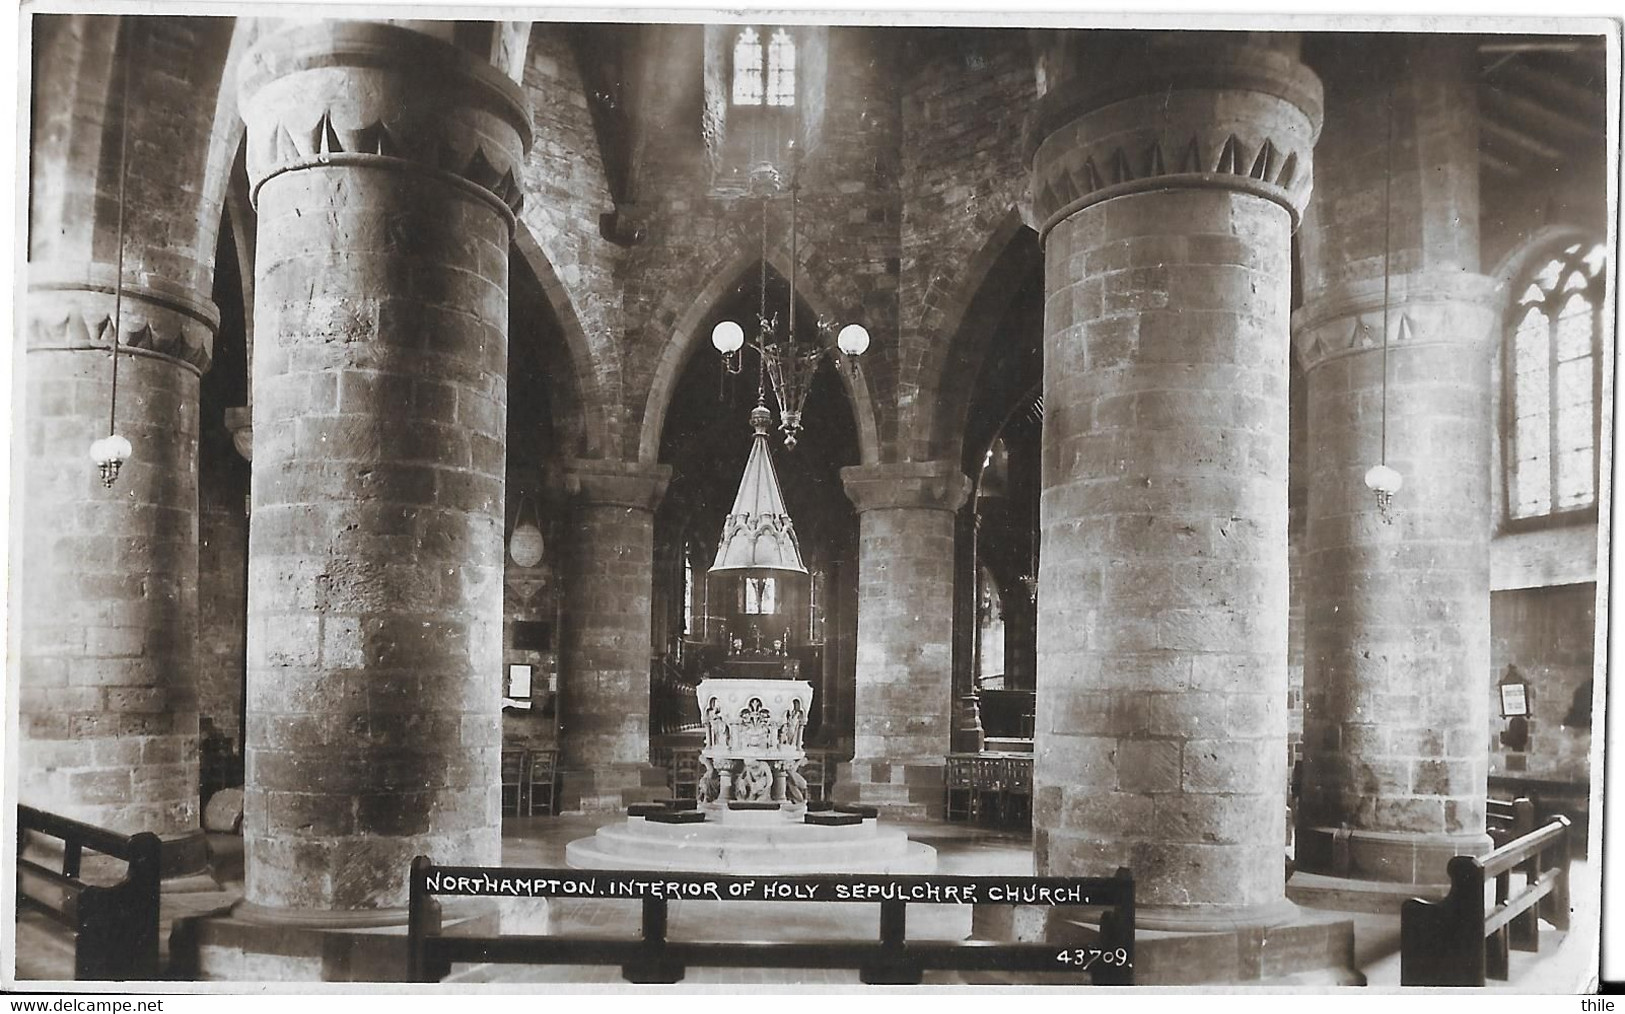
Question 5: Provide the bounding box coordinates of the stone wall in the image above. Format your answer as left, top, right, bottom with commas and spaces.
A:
1489, 583, 1596, 783
895, 29, 1036, 460
517, 24, 625, 458
625, 25, 902, 463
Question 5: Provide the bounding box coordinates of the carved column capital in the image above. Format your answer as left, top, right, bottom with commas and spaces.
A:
238, 20, 533, 224
840, 460, 971, 514
1029, 33, 1324, 241
27, 262, 219, 374
1292, 271, 1500, 372
563, 459, 672, 513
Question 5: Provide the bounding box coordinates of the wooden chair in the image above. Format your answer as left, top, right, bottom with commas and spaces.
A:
501, 749, 528, 817
943, 755, 976, 822
527, 749, 558, 816
669, 749, 700, 802
971, 756, 1007, 825
800, 752, 827, 803
1004, 757, 1033, 827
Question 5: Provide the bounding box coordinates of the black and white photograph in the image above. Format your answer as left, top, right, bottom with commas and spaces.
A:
3, 1, 1619, 998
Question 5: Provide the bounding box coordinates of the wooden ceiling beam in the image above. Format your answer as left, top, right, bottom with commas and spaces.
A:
1480, 117, 1564, 162
1487, 61, 1608, 119
1478, 149, 1522, 179
1480, 86, 1600, 143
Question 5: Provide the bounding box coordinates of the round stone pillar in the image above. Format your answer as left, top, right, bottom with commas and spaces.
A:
1290, 38, 1498, 888
238, 21, 530, 913
557, 459, 671, 812
1028, 34, 1321, 927
21, 265, 216, 874
837, 461, 969, 818
1293, 275, 1497, 884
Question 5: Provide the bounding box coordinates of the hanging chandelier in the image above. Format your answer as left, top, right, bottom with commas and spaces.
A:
90, 27, 135, 489
1364, 83, 1402, 525
710, 157, 869, 449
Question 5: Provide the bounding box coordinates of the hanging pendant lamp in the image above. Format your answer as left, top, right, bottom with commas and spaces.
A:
1365, 82, 1402, 525
508, 492, 546, 568
91, 27, 135, 489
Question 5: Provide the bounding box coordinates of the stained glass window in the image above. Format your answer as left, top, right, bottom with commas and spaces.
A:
1506, 242, 1605, 521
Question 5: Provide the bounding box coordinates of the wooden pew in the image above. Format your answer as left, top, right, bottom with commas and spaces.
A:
408, 858, 1135, 985
1486, 797, 1536, 848
15, 805, 162, 980
1400, 814, 1571, 986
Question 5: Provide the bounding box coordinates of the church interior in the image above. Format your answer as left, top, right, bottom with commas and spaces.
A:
11, 11, 1612, 989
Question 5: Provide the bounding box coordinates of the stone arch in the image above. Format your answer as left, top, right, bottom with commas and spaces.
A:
37, 16, 240, 296
512, 223, 615, 460
911, 207, 1042, 464
637, 245, 881, 466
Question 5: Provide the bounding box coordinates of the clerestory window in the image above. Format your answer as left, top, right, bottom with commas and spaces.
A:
1505, 241, 1607, 523
732, 27, 796, 107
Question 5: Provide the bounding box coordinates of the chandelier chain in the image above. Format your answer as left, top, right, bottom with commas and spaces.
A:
110, 21, 133, 440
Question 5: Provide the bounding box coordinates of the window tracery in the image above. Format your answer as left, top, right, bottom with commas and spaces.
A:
1505, 242, 1606, 522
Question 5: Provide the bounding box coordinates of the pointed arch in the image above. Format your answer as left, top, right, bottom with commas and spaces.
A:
637, 244, 880, 466
910, 207, 1042, 463
512, 222, 615, 460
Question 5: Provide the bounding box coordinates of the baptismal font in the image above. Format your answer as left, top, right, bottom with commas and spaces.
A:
564, 404, 935, 873
693, 403, 817, 808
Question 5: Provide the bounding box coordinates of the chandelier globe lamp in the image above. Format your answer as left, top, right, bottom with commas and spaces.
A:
709, 163, 871, 449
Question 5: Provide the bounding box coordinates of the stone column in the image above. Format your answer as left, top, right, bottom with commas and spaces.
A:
1292, 38, 1496, 888
836, 461, 969, 818
1028, 33, 1321, 928
21, 266, 216, 876
237, 21, 530, 914
557, 459, 671, 811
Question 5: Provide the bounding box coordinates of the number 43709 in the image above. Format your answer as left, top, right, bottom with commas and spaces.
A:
1055, 947, 1131, 969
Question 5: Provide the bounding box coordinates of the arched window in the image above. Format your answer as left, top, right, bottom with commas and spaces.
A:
731, 27, 763, 105
682, 545, 696, 635
742, 577, 777, 615
731, 27, 795, 108
1505, 242, 1606, 522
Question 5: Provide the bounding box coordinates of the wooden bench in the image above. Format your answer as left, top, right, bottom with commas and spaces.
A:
1400, 813, 1571, 986
1486, 796, 1536, 848
408, 858, 1134, 985
16, 804, 162, 980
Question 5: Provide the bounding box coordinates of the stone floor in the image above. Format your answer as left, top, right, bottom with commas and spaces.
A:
13, 812, 1599, 989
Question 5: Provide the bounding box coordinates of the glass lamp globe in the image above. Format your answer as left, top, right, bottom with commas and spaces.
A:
508, 521, 545, 569
1363, 463, 1403, 494
836, 323, 870, 357
88, 433, 132, 466
89, 433, 133, 488
712, 320, 745, 355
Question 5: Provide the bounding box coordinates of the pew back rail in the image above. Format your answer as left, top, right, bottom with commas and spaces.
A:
16, 804, 162, 981
408, 859, 1135, 985
1400, 814, 1571, 986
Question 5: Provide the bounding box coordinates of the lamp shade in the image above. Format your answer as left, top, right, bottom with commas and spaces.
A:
836, 323, 870, 357
712, 320, 745, 354
1364, 463, 1403, 494
509, 521, 545, 568
89, 433, 132, 465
